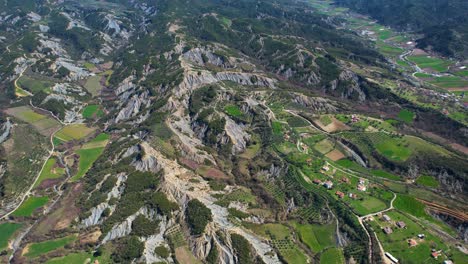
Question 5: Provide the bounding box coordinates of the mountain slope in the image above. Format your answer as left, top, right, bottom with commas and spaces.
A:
0, 1, 466, 264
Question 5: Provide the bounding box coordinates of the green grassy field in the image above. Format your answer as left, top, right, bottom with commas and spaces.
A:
340, 132, 412, 162
314, 139, 334, 154
25, 235, 76, 258
0, 223, 22, 249
430, 76, 468, 88
293, 222, 335, 253
376, 139, 411, 161
70, 133, 108, 181
371, 170, 400, 181
415, 175, 439, 188
407, 56, 453, 72
84, 75, 103, 96
349, 196, 387, 216
454, 70, 468, 77
320, 115, 332, 126
34, 158, 65, 188
243, 223, 290, 240
46, 246, 112, 264
12, 196, 49, 217
414, 72, 433, 78
17, 76, 54, 94
46, 252, 89, 264
320, 247, 344, 264
82, 105, 104, 119
71, 147, 105, 181
6, 107, 46, 123
272, 121, 283, 135
224, 104, 242, 117
394, 194, 432, 218
397, 109, 415, 123
55, 124, 95, 142
376, 41, 403, 57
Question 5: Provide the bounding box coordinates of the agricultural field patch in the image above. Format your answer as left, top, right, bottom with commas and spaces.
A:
71, 147, 105, 182
0, 223, 22, 249
34, 158, 66, 188
5, 106, 61, 136
371, 170, 400, 181
84, 75, 103, 97
349, 196, 387, 216
23, 235, 76, 258
17, 75, 54, 94
314, 139, 335, 154
453, 70, 468, 77
397, 109, 415, 123
429, 76, 468, 89
293, 222, 335, 253
325, 149, 345, 161
12, 196, 49, 217
55, 124, 95, 142
407, 55, 453, 72
320, 247, 344, 264
340, 132, 412, 162
82, 104, 104, 119
415, 175, 439, 188
315, 117, 349, 133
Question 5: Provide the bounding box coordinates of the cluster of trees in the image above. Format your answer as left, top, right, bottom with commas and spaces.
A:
185, 199, 212, 235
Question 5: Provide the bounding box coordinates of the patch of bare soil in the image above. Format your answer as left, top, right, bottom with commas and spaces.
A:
412, 49, 428, 56
179, 158, 200, 170
37, 178, 63, 190
32, 183, 82, 237
446, 87, 468, 91
175, 247, 201, 264
450, 143, 468, 155
79, 229, 102, 245
326, 149, 345, 161
205, 168, 229, 180
322, 118, 350, 133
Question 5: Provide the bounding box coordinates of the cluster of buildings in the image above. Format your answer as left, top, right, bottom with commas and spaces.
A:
381, 214, 406, 235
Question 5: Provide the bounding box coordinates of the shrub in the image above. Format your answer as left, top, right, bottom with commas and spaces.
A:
154, 246, 170, 258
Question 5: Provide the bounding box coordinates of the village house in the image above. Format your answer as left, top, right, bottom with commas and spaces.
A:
349, 193, 358, 199
383, 226, 393, 234
359, 178, 366, 185
418, 234, 425, 239
357, 184, 367, 192
324, 180, 333, 189
431, 251, 439, 259
313, 179, 322, 185
382, 214, 391, 222
341, 177, 350, 184
396, 221, 406, 228
408, 239, 417, 247
322, 163, 330, 172
335, 191, 345, 199
351, 114, 360, 123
